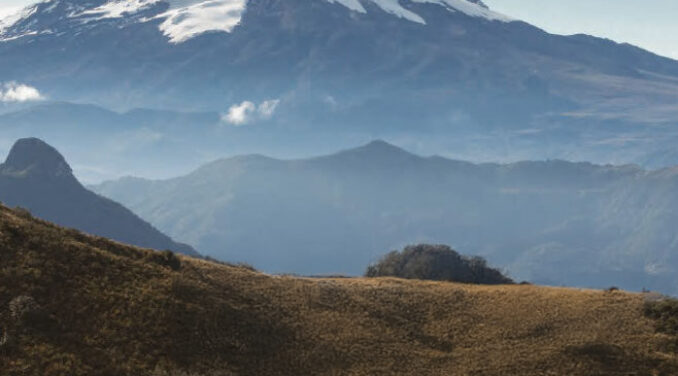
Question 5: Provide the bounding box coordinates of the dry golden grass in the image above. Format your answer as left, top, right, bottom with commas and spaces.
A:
1, 204, 677, 375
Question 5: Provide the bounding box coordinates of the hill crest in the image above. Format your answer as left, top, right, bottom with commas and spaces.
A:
0, 137, 73, 179
0, 138, 200, 257
1, 203, 677, 375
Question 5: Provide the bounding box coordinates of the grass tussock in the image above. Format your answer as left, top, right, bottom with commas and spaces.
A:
1, 204, 678, 375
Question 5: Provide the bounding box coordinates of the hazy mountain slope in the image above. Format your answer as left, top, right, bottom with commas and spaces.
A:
3, 101, 678, 185
0, 137, 199, 256
1, 203, 677, 375
0, 102, 222, 182
92, 141, 678, 293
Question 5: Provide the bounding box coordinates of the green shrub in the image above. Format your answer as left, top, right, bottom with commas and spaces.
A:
366, 244, 513, 285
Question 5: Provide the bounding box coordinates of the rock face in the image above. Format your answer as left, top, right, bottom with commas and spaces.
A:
0, 138, 200, 257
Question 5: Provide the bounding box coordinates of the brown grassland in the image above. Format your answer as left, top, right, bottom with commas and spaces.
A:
1, 203, 678, 375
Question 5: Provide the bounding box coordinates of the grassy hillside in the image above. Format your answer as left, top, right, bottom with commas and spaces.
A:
1, 204, 677, 375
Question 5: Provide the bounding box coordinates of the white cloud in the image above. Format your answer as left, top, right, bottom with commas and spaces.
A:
223, 100, 256, 125
323, 95, 338, 109
0, 82, 44, 102
222, 99, 280, 126
257, 99, 280, 119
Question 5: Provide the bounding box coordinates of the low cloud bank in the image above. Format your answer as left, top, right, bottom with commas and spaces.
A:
222, 99, 280, 125
0, 82, 44, 102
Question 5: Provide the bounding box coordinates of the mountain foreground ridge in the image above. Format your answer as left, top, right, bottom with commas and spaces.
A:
1, 203, 678, 375
0, 137, 199, 257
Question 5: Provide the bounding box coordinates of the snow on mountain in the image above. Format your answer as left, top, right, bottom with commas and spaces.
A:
0, 0, 511, 44
0, 4, 38, 38
2, 0, 678, 178
413, 0, 510, 22
158, 0, 247, 43
328, 0, 510, 24
366, 0, 427, 23
79, 0, 158, 19
326, 0, 366, 13
77, 0, 247, 43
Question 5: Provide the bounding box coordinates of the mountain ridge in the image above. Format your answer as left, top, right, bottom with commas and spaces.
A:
91, 140, 678, 293
0, 137, 200, 257
0, 137, 72, 178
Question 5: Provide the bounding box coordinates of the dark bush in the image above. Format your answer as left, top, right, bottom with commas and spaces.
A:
644, 299, 678, 335
148, 250, 182, 271
8, 295, 56, 335
13, 207, 33, 220
0, 326, 10, 348
9, 296, 39, 322
643, 298, 678, 353
365, 244, 513, 285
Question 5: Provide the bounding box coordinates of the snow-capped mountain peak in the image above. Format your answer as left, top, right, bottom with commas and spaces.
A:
327, 0, 509, 24
0, 4, 39, 38
79, 0, 159, 19
75, 0, 247, 43
157, 0, 247, 43
1, 0, 511, 44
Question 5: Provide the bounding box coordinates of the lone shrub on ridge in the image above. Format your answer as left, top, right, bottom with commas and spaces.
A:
366, 244, 513, 285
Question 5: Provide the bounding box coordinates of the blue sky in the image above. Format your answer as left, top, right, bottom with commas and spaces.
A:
1, 0, 677, 60
483, 0, 678, 59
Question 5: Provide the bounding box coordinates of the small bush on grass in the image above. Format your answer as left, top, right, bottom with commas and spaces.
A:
366, 244, 513, 284
147, 250, 182, 271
